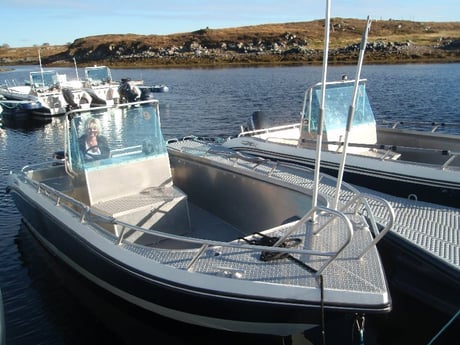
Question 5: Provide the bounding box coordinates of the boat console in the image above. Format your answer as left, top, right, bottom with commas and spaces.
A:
65, 101, 191, 236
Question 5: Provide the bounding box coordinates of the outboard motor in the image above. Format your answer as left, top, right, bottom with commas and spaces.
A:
119, 78, 141, 103
140, 87, 155, 101
246, 111, 269, 131
62, 88, 79, 110
79, 91, 92, 106
86, 89, 106, 107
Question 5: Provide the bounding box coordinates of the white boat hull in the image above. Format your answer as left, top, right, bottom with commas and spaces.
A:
224, 135, 460, 207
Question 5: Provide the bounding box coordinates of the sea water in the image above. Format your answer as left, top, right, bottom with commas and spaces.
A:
1, 63, 459, 344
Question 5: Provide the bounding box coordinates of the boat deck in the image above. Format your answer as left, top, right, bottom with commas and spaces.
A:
16, 139, 394, 309
163, 140, 392, 291
356, 187, 460, 270
118, 205, 382, 292
168, 139, 460, 276
267, 160, 460, 272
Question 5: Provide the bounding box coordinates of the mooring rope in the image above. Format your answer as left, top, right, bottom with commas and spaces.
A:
427, 309, 459, 345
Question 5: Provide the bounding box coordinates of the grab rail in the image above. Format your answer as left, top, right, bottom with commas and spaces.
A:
272, 206, 354, 276
236, 132, 460, 169
381, 120, 460, 133
338, 192, 395, 259
17, 160, 379, 277
238, 123, 301, 137
442, 153, 460, 170
168, 137, 395, 259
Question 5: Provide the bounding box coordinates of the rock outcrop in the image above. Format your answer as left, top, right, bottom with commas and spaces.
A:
1, 19, 459, 67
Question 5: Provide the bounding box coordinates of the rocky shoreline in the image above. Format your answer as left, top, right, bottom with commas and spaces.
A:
1, 19, 460, 68
46, 38, 460, 68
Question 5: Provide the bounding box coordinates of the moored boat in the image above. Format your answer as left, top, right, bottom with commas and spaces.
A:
139, 84, 170, 93
224, 79, 460, 208
7, 99, 394, 336
82, 65, 120, 106
0, 70, 91, 118
117, 78, 168, 103
222, 10, 460, 209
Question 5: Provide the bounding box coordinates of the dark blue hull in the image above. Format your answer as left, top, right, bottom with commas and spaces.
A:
378, 231, 460, 316
9, 187, 389, 336
230, 147, 460, 208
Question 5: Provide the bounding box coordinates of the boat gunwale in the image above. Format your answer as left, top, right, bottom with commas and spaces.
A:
11, 135, 394, 284
167, 138, 395, 258
13, 161, 352, 264
10, 165, 393, 311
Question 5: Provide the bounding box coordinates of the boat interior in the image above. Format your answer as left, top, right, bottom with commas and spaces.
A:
23, 101, 319, 251
19, 101, 394, 267
11, 100, 398, 311
25, 147, 316, 251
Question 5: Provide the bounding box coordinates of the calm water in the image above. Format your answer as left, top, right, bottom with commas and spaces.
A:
1, 63, 459, 345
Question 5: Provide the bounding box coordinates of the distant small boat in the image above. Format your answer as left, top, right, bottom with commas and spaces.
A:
0, 99, 42, 112
0, 70, 91, 118
118, 78, 169, 103
82, 65, 120, 107
72, 64, 169, 106
140, 84, 169, 93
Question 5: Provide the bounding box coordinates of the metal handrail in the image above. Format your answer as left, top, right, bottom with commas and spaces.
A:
234, 131, 460, 169
338, 193, 395, 259
441, 153, 459, 170
272, 205, 354, 276
238, 123, 301, 137
280, 155, 395, 258
381, 120, 460, 132
18, 163, 369, 277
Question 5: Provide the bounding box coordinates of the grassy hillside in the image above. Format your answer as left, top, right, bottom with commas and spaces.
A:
1, 18, 459, 67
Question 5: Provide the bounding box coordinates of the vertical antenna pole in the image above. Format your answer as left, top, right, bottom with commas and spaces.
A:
333, 16, 372, 209
312, 0, 331, 213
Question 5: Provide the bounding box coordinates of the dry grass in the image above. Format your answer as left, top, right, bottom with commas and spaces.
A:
1, 18, 459, 65
66, 18, 460, 49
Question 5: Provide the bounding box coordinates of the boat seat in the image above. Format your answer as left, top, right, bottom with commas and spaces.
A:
93, 185, 191, 240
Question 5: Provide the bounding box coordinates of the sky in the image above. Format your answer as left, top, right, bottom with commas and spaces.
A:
1, 0, 459, 48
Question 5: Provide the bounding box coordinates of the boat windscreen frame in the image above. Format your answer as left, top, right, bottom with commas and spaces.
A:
84, 66, 112, 84
29, 70, 59, 90
301, 79, 376, 134
64, 100, 163, 175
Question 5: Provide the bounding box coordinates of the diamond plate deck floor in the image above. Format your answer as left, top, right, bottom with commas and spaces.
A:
168, 139, 459, 273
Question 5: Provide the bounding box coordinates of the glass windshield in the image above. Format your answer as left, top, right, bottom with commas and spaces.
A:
30, 71, 59, 89
68, 102, 165, 171
85, 66, 112, 84
308, 81, 376, 132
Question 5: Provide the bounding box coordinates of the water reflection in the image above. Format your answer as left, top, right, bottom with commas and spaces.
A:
1, 111, 52, 130
1, 63, 459, 345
